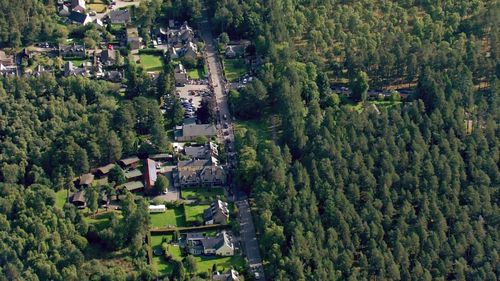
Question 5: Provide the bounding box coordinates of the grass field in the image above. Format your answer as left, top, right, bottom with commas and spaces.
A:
151, 234, 245, 276
187, 65, 208, 80
139, 54, 163, 72
223, 59, 248, 82
181, 187, 224, 200
150, 207, 186, 228
55, 189, 69, 209
184, 204, 210, 223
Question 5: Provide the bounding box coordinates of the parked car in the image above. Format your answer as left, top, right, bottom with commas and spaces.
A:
223, 122, 229, 129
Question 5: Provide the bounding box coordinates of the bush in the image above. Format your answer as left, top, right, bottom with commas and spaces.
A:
138, 48, 165, 55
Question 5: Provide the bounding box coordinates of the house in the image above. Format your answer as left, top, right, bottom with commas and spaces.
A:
93, 18, 104, 27
94, 163, 115, 178
184, 142, 218, 160
204, 200, 229, 225
0, 64, 18, 77
0, 51, 14, 66
124, 169, 143, 181
144, 159, 157, 190
59, 44, 86, 58
30, 65, 50, 77
71, 0, 86, 12
100, 49, 117, 65
182, 41, 198, 59
166, 21, 195, 48
174, 63, 189, 86
104, 70, 123, 82
169, 47, 180, 59
212, 269, 241, 281
118, 156, 140, 169
126, 27, 143, 50
71, 191, 86, 208
76, 173, 94, 188
224, 45, 246, 59
64, 61, 89, 77
175, 159, 226, 187
69, 11, 92, 25
59, 5, 71, 17
120, 181, 144, 192
185, 231, 234, 256
149, 205, 166, 213
175, 123, 217, 142
107, 9, 131, 24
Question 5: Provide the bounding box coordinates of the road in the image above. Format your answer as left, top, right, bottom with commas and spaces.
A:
199, 6, 266, 281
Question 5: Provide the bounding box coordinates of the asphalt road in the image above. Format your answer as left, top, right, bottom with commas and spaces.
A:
199, 8, 266, 281
90, 0, 142, 20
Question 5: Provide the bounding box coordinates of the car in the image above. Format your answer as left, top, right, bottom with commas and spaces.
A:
224, 131, 230, 136
242, 78, 248, 84
157, 38, 162, 44
223, 122, 229, 129
89, 10, 96, 16
223, 114, 227, 120
254, 272, 261, 280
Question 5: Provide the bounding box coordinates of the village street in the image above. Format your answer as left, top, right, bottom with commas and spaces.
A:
199, 5, 266, 281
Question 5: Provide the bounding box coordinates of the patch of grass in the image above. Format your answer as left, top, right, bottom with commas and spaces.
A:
84, 211, 121, 232
195, 255, 246, 273
234, 118, 271, 144
139, 54, 163, 72
184, 204, 210, 223
187, 65, 207, 80
181, 187, 224, 200
55, 189, 69, 209
151, 235, 178, 275
88, 3, 107, 13
65, 58, 87, 67
223, 59, 248, 82
150, 207, 186, 228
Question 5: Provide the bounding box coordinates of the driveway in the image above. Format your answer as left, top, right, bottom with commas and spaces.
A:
90, 0, 142, 21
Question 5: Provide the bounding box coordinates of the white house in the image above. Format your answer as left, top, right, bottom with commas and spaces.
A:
149, 205, 166, 213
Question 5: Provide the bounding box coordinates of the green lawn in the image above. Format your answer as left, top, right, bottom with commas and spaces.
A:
139, 54, 163, 72
151, 234, 245, 276
55, 189, 69, 209
151, 235, 179, 275
65, 58, 87, 67
184, 204, 210, 223
235, 118, 271, 144
150, 207, 186, 228
223, 59, 248, 82
187, 65, 208, 80
181, 187, 224, 200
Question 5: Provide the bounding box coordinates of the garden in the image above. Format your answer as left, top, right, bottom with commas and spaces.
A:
138, 54, 163, 72
223, 59, 248, 82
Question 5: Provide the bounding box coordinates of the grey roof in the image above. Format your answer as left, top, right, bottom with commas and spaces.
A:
184, 146, 207, 159
120, 181, 144, 191
95, 163, 115, 175
185, 232, 205, 240
108, 9, 131, 24
100, 49, 116, 63
149, 153, 173, 160
79, 173, 94, 185
71, 191, 85, 203
182, 124, 217, 138
124, 169, 142, 179
177, 159, 211, 168
118, 156, 139, 166
69, 11, 88, 24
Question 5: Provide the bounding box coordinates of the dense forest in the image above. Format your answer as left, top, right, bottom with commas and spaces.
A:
210, 0, 500, 280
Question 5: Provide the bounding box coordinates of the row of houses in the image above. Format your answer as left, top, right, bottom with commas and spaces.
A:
70, 154, 174, 207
